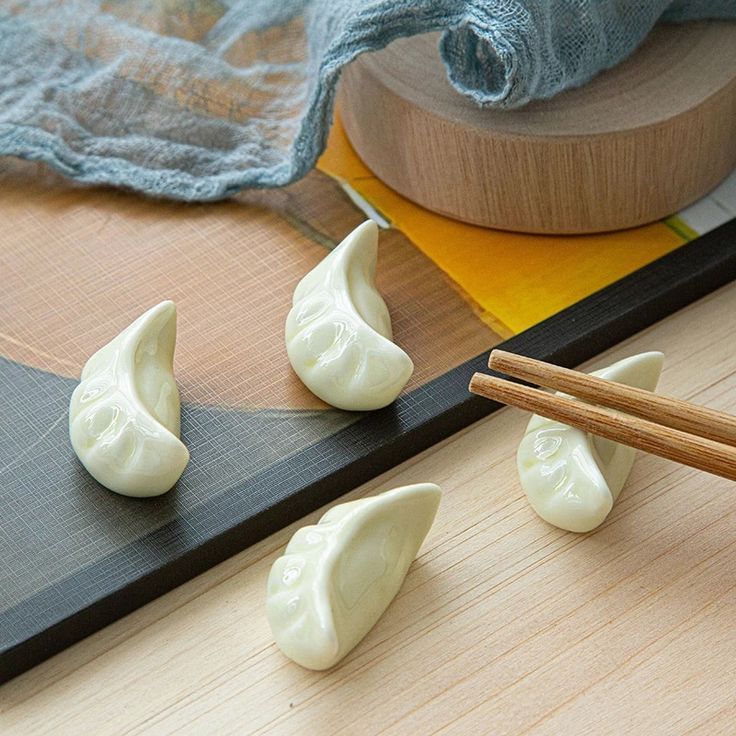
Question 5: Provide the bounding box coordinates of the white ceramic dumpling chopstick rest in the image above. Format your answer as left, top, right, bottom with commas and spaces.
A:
266, 482, 441, 670
517, 351, 664, 533
285, 220, 414, 411
69, 301, 189, 498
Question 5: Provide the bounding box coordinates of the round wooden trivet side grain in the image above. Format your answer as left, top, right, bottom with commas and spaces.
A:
339, 22, 736, 234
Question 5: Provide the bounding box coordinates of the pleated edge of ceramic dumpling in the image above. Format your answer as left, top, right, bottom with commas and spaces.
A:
518, 351, 664, 531
68, 300, 189, 497
284, 221, 413, 410
267, 483, 441, 669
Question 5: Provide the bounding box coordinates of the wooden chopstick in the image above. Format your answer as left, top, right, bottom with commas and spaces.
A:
468, 372, 736, 482
489, 349, 736, 447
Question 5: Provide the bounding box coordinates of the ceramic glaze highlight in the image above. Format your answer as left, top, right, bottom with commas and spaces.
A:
285, 220, 413, 411
69, 301, 189, 497
266, 483, 441, 670
517, 352, 664, 532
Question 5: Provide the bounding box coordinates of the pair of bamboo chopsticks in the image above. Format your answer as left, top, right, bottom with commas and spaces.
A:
468, 350, 736, 482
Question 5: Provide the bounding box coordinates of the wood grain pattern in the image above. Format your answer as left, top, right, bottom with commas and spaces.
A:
340, 22, 736, 233
2, 284, 735, 734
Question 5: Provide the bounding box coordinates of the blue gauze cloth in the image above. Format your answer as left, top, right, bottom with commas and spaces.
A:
0, 1, 733, 201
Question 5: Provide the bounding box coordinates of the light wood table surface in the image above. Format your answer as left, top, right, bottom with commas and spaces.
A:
2, 284, 735, 735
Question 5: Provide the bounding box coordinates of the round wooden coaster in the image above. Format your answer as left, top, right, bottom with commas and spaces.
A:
340, 22, 736, 234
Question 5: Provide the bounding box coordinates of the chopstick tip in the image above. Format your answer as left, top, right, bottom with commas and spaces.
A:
488, 348, 514, 370
468, 372, 486, 395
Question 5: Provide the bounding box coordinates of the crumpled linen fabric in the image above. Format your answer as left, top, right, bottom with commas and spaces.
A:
0, 1, 732, 200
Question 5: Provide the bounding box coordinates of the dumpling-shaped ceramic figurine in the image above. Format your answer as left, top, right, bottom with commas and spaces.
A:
285, 220, 414, 411
69, 300, 189, 497
266, 483, 441, 670
517, 352, 664, 532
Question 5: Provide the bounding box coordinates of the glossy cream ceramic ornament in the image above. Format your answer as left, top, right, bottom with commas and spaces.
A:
285, 220, 413, 411
69, 301, 189, 498
517, 352, 664, 533
266, 482, 441, 670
